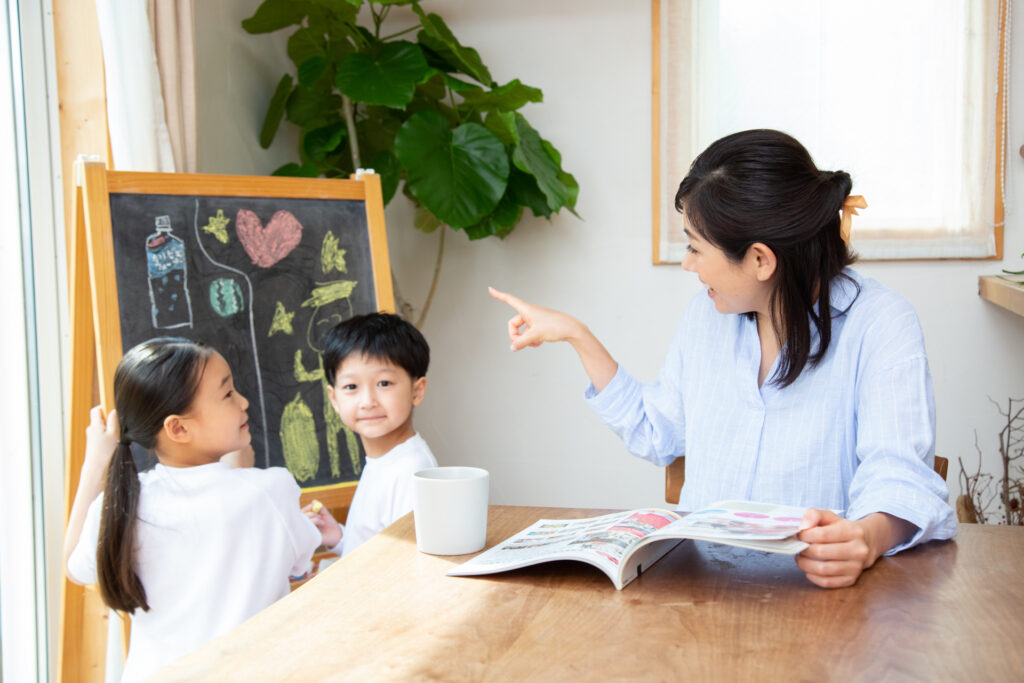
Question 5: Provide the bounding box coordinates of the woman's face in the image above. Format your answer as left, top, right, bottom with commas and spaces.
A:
680, 220, 773, 316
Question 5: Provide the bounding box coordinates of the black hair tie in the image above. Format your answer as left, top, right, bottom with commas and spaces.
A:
118, 439, 132, 446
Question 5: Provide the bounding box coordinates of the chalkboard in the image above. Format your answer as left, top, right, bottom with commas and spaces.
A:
80, 166, 393, 494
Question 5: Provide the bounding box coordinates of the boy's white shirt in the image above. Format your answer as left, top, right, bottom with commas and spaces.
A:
334, 432, 438, 556
66, 462, 320, 683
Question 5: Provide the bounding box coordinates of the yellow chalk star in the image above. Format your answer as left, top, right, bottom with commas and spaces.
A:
268, 301, 295, 337
203, 209, 231, 243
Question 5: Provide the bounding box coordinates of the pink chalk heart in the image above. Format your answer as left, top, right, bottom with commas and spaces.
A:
236, 209, 303, 268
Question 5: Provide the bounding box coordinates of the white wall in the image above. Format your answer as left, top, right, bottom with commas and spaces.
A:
197, 0, 1024, 511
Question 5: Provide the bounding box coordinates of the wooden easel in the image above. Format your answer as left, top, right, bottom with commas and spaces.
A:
59, 158, 393, 681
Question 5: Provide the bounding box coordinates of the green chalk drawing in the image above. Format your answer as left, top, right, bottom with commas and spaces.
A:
280, 393, 319, 482
268, 301, 295, 337
321, 232, 348, 274
203, 209, 231, 243
301, 280, 358, 309
293, 349, 361, 478
293, 349, 323, 382
209, 278, 244, 317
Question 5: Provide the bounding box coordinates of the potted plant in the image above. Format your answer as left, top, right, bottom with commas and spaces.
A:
243, 0, 579, 324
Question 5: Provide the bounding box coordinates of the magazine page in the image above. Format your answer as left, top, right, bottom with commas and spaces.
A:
447, 509, 682, 578
649, 500, 809, 553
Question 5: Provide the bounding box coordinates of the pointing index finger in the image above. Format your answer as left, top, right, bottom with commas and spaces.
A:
488, 286, 526, 311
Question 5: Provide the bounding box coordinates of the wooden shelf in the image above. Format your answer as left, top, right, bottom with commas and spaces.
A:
979, 275, 1024, 317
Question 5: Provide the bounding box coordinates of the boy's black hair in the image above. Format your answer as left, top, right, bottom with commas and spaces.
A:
322, 312, 430, 386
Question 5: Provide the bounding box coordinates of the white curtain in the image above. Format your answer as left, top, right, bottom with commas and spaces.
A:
95, 0, 196, 173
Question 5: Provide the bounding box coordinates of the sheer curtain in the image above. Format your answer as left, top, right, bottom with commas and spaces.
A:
95, 0, 196, 173
655, 0, 1008, 262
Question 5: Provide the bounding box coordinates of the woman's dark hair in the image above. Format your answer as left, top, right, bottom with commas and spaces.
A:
322, 312, 430, 386
675, 128, 859, 388
98, 337, 212, 613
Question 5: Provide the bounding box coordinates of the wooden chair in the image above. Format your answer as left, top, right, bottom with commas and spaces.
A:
664, 455, 951, 505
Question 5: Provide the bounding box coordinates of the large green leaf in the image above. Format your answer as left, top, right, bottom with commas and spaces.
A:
460, 79, 543, 113
511, 115, 572, 212
272, 161, 320, 177
297, 57, 327, 87
483, 111, 517, 146
442, 73, 480, 93
507, 167, 553, 218
303, 122, 347, 161
413, 8, 492, 86
336, 41, 429, 108
395, 111, 509, 229
465, 195, 522, 240
260, 74, 293, 148
242, 0, 309, 34
367, 149, 400, 205
287, 27, 325, 66
286, 85, 342, 127
413, 204, 441, 233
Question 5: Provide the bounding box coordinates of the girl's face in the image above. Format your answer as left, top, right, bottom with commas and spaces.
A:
170, 352, 250, 465
680, 220, 773, 316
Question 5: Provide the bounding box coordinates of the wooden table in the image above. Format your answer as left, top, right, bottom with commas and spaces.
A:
155, 506, 1024, 681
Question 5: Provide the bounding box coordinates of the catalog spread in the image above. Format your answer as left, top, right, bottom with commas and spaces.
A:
447, 500, 810, 590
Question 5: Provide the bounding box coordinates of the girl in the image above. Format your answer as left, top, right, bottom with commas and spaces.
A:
64, 338, 322, 681
490, 129, 956, 588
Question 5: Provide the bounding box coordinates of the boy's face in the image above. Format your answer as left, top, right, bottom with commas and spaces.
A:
326, 353, 426, 444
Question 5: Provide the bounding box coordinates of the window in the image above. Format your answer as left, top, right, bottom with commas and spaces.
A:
653, 0, 1009, 263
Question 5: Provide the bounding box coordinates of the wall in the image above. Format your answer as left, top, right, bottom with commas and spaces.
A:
197, 0, 1024, 511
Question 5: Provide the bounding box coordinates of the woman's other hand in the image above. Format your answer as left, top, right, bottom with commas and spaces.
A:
796, 509, 916, 588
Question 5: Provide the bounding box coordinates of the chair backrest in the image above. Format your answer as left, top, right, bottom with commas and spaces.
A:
664, 455, 950, 505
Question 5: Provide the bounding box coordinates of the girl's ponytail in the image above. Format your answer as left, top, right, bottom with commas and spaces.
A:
97, 439, 149, 613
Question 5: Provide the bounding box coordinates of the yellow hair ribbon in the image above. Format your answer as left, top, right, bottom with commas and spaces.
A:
839, 195, 867, 244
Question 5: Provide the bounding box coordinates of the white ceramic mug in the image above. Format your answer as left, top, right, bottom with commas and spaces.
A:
413, 466, 489, 555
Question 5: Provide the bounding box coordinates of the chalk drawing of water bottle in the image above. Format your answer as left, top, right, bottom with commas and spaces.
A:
146, 215, 194, 329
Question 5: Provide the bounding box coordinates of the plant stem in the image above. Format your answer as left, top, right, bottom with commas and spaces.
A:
342, 96, 361, 170
390, 270, 415, 321
380, 25, 418, 41
415, 228, 446, 329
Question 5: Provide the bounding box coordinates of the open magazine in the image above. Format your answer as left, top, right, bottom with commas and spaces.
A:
447, 500, 810, 590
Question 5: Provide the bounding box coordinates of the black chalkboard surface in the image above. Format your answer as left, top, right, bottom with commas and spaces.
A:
86, 169, 394, 494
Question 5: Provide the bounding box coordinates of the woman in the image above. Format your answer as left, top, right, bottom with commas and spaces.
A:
490, 129, 956, 588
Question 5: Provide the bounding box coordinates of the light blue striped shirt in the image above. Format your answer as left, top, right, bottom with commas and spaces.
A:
586, 269, 956, 554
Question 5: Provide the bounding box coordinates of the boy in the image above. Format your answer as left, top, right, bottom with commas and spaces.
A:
305, 312, 438, 556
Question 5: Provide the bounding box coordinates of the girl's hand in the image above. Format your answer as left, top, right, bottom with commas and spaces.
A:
84, 406, 119, 475
795, 509, 915, 588
488, 287, 585, 350
302, 500, 342, 549
221, 445, 254, 468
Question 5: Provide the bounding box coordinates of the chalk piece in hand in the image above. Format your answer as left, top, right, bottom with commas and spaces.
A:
311, 500, 323, 514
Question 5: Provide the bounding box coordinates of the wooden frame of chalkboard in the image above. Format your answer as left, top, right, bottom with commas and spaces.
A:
62, 158, 396, 680
69, 158, 394, 513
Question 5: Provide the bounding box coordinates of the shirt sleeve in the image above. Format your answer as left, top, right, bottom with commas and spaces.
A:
386, 465, 417, 525
264, 468, 322, 574
845, 299, 957, 553
66, 493, 104, 585
584, 314, 689, 467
